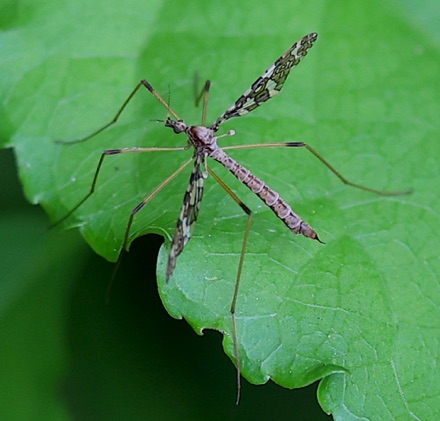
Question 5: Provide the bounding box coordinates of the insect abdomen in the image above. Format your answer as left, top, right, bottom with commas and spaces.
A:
210, 148, 320, 241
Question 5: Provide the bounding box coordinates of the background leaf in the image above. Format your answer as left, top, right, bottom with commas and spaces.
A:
1, 0, 439, 419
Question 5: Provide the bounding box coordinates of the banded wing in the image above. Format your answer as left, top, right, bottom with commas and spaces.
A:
166, 153, 208, 282
211, 32, 318, 131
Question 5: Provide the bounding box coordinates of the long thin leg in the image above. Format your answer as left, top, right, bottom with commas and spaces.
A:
106, 157, 194, 300
141, 80, 181, 121
221, 142, 411, 196
193, 76, 211, 126
51, 146, 188, 228
200, 81, 211, 126
58, 80, 181, 145
193, 73, 206, 108
208, 167, 253, 405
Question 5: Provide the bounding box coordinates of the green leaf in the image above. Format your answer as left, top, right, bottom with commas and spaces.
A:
2, 0, 439, 419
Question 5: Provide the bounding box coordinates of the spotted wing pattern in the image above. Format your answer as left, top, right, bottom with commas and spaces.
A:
166, 152, 208, 281
211, 32, 318, 131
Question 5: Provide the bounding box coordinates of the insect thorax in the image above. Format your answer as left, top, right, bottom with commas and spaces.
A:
165, 117, 217, 150
187, 126, 216, 148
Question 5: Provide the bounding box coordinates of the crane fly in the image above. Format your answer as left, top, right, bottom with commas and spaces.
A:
55, 32, 410, 403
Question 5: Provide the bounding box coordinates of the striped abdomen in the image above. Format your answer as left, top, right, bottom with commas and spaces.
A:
209, 147, 320, 241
